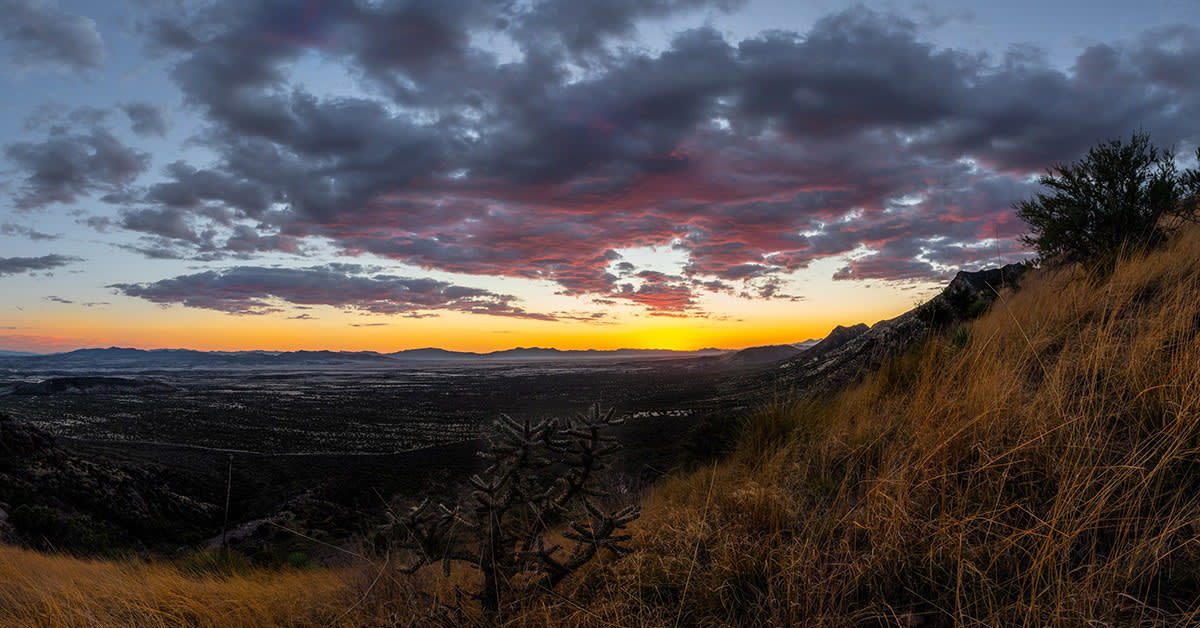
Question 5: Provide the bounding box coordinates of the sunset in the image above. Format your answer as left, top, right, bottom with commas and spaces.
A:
6, 1, 1196, 353
3, 1, 1200, 626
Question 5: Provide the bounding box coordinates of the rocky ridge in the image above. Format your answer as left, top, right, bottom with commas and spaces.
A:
775, 263, 1027, 394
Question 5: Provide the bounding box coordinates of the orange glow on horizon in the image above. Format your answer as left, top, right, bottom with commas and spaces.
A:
1, 307, 886, 354
1, 270, 941, 354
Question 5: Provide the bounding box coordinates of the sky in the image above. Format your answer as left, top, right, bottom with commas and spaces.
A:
1, 0, 1199, 353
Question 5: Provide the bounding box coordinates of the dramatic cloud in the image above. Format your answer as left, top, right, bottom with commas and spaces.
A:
91, 3, 1200, 313
0, 0, 106, 75
619, 271, 698, 314
5, 126, 150, 209
121, 103, 171, 137
110, 265, 555, 320
0, 254, 81, 276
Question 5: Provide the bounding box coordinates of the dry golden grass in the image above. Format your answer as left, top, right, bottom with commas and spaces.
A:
5, 227, 1200, 626
537, 226, 1200, 626
0, 547, 362, 627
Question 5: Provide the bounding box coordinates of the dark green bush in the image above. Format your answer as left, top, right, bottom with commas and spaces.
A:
1015, 133, 1200, 265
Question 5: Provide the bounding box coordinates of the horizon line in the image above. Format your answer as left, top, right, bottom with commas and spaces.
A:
0, 338, 827, 357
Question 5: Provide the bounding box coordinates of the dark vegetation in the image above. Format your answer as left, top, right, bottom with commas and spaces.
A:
388, 406, 639, 618
0, 413, 213, 555
1016, 132, 1200, 265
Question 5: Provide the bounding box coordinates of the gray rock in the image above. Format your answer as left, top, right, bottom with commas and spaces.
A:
717, 263, 1027, 403
776, 263, 1026, 394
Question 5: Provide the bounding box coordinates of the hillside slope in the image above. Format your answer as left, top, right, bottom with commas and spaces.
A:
0, 414, 215, 554
715, 263, 1025, 406
554, 227, 1200, 626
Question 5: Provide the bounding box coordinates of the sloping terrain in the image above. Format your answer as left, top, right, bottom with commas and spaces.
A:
551, 230, 1200, 626
0, 414, 216, 554
713, 263, 1026, 407
773, 263, 1026, 393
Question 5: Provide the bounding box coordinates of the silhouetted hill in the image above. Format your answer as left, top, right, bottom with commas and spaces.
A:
0, 346, 733, 371
0, 347, 418, 371
390, 347, 483, 360
710, 264, 1027, 405
723, 344, 807, 366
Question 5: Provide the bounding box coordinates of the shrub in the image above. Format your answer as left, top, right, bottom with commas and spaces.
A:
387, 405, 640, 617
1015, 132, 1200, 265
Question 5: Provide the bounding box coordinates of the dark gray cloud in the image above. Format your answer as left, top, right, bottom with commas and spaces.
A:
110, 265, 555, 320
115, 237, 194, 260
47, 297, 110, 307
5, 126, 150, 209
514, 0, 745, 61
1, 222, 60, 240
0, 254, 81, 276
0, 0, 106, 74
21, 105, 114, 131
121, 103, 171, 137
105, 3, 1200, 310
67, 106, 112, 126
121, 207, 203, 242
147, 161, 271, 213
111, 203, 304, 261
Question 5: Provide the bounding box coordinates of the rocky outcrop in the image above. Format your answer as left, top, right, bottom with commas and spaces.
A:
772, 263, 1027, 396
0, 413, 216, 554
947, 264, 1025, 295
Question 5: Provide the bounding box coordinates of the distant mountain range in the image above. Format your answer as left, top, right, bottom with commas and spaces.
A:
390, 346, 727, 361
719, 339, 820, 366
0, 341, 825, 372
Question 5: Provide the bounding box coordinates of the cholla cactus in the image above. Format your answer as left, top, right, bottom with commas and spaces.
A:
390, 404, 640, 615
